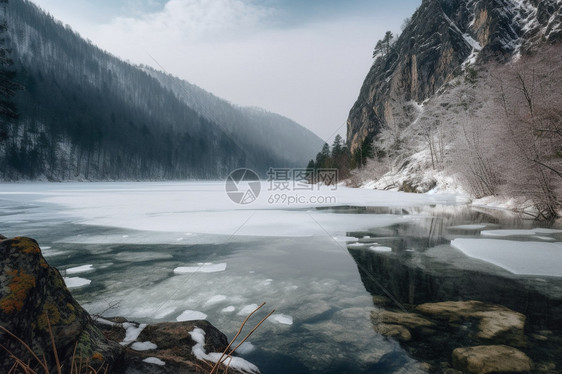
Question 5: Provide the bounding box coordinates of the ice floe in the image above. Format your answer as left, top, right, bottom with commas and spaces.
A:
63, 277, 91, 288
237, 304, 259, 316
205, 295, 227, 306
270, 314, 293, 325
236, 342, 256, 355
174, 263, 227, 274
221, 306, 236, 313
176, 310, 208, 322
66, 264, 94, 274
451, 238, 562, 277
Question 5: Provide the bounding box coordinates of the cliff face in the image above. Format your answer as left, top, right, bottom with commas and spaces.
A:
347, 0, 562, 151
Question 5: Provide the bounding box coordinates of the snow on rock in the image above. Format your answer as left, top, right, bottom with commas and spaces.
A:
63, 277, 91, 288
131, 341, 158, 351
65, 264, 94, 274
189, 328, 260, 374
451, 238, 562, 277
143, 357, 166, 366
121, 322, 148, 345
176, 310, 208, 322
270, 313, 293, 325
174, 263, 227, 274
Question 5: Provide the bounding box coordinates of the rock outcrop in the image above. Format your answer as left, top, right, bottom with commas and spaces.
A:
0, 236, 121, 372
346, 0, 562, 152
0, 236, 257, 374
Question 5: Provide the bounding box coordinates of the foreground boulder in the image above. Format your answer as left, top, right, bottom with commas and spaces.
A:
0, 236, 258, 374
0, 236, 121, 372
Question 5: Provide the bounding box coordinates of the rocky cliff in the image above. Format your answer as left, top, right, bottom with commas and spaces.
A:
347, 0, 562, 151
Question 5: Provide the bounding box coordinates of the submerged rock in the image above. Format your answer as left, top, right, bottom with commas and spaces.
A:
452, 345, 532, 374
416, 301, 526, 347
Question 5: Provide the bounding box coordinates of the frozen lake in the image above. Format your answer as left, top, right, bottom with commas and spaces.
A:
1, 182, 561, 373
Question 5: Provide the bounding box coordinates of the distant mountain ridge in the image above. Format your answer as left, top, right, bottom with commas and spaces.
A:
0, 0, 323, 180
347, 0, 562, 151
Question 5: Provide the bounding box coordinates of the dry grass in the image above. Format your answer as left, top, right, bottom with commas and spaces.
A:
0, 316, 108, 374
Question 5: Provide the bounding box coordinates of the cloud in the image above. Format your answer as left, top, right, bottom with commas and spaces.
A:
86, 0, 413, 140
102, 0, 273, 43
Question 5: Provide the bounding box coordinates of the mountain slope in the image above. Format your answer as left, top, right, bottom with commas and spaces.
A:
0, 0, 322, 180
347, 0, 562, 152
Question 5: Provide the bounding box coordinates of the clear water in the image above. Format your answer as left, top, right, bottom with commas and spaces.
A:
1, 182, 561, 373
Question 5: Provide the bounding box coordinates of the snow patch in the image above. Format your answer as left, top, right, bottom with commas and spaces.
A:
189, 328, 259, 374
221, 306, 236, 313
131, 341, 157, 351
121, 323, 148, 345
236, 342, 256, 355
143, 357, 166, 366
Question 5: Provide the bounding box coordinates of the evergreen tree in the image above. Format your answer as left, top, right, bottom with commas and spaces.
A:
0, 0, 19, 141
372, 40, 384, 59
331, 134, 343, 159
383, 31, 394, 55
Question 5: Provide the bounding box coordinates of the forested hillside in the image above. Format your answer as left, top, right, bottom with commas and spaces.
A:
0, 0, 322, 180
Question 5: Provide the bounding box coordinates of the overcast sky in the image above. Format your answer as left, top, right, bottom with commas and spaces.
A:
30, 0, 421, 142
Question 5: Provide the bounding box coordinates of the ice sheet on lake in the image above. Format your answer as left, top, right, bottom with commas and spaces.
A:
66, 264, 94, 274
5, 182, 457, 240
174, 263, 227, 274
63, 277, 91, 288
221, 306, 236, 313
449, 224, 488, 230
481, 228, 562, 237
176, 310, 208, 321
451, 238, 562, 276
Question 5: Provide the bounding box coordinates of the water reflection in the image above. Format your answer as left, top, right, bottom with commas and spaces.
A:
345, 204, 562, 373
